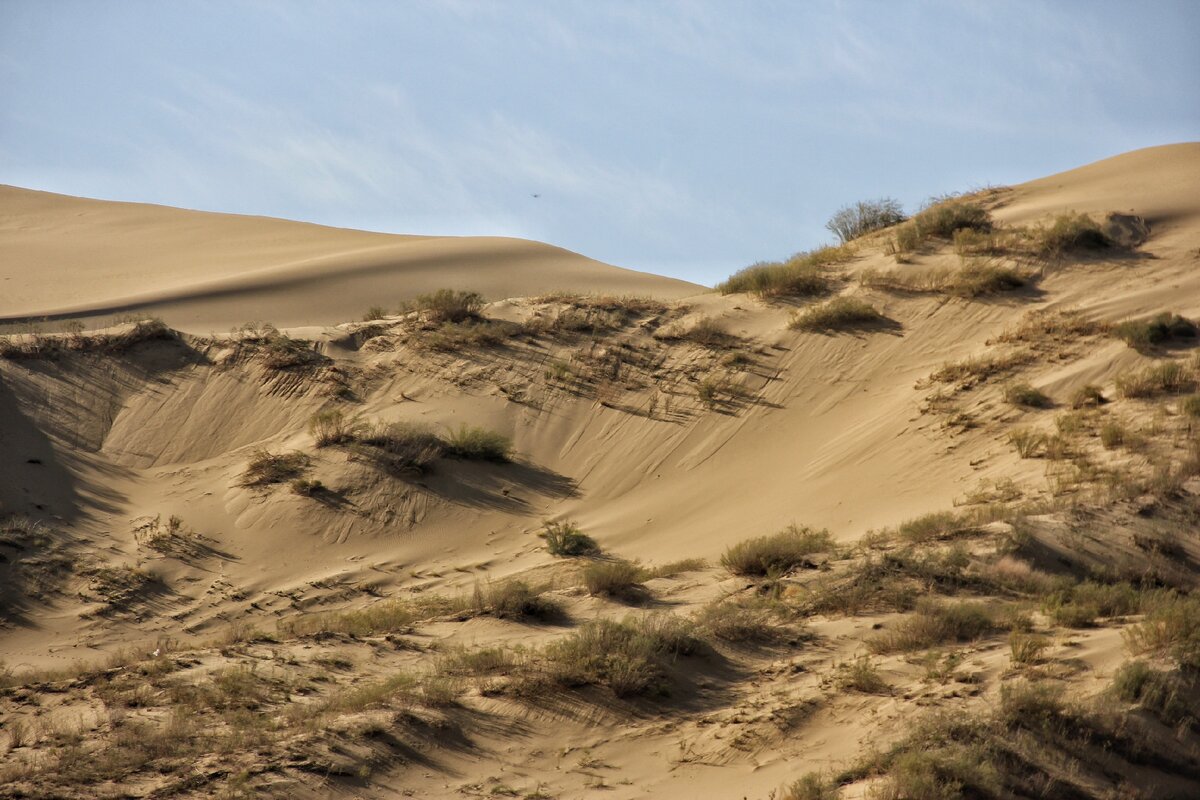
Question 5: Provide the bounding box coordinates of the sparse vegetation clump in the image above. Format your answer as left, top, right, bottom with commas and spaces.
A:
1125, 593, 1200, 668
1115, 360, 1194, 398
833, 656, 889, 693
825, 197, 906, 243
444, 424, 512, 461
356, 421, 444, 473
913, 199, 992, 239
721, 524, 834, 576
717, 245, 853, 297
471, 579, 562, 621
1110, 661, 1194, 724
1070, 384, 1105, 408
308, 409, 360, 446
945, 264, 1026, 297
1034, 212, 1112, 256
1112, 312, 1197, 349
868, 599, 997, 653
409, 289, 484, 323
540, 615, 699, 696
789, 297, 884, 332
694, 598, 783, 643
581, 561, 646, 600
1042, 581, 1141, 628
241, 450, 310, 486
258, 330, 324, 369
542, 521, 599, 557
1003, 381, 1052, 408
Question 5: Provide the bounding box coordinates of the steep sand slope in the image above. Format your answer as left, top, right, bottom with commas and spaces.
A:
0, 186, 701, 332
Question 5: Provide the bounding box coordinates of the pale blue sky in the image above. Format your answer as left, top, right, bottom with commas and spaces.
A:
2, 1, 1197, 285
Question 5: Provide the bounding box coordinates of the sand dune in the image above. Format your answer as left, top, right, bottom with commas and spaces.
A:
0, 186, 700, 332
3, 144, 1200, 798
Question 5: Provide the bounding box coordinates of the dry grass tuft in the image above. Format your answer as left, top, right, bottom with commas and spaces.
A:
789, 297, 885, 332
721, 524, 834, 576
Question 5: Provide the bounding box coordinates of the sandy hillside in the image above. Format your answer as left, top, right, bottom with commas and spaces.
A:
0, 185, 700, 332
2, 143, 1200, 799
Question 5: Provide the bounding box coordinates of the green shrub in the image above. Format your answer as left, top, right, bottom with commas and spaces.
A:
721, 524, 834, 576
1125, 594, 1200, 668
997, 679, 1066, 728
788, 297, 884, 332
308, 410, 360, 446
1113, 312, 1197, 349
411, 289, 484, 323
1110, 661, 1192, 724
581, 561, 646, 600
1004, 382, 1052, 408
241, 450, 309, 486
1042, 581, 1141, 628
825, 198, 906, 243
444, 425, 512, 461
542, 521, 599, 557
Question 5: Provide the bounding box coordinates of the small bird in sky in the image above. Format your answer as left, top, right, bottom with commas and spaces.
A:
531, 193, 540, 199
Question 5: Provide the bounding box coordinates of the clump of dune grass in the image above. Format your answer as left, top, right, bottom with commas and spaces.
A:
1115, 361, 1194, 398
1034, 212, 1112, 256
581, 561, 646, 601
471, 579, 562, 621
897, 511, 972, 543
946, 264, 1026, 297
1009, 632, 1049, 665
241, 450, 310, 486
308, 410, 361, 446
1004, 382, 1052, 408
868, 599, 998, 653
1125, 593, 1200, 668
1070, 384, 1105, 408
1008, 428, 1048, 458
789, 297, 884, 332
444, 424, 512, 461
928, 349, 1033, 385
717, 245, 853, 297
1099, 421, 1126, 449
1110, 661, 1194, 724
833, 656, 889, 693
1180, 394, 1200, 418
1112, 312, 1197, 350
407, 289, 484, 323
913, 199, 992, 239
418, 319, 517, 351
694, 598, 783, 643
1042, 581, 1142, 628
721, 524, 834, 576
992, 309, 1108, 346
356, 421, 444, 473
541, 615, 699, 697
542, 521, 599, 557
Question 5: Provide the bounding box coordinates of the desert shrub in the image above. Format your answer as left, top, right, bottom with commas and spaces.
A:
717, 245, 852, 297
411, 289, 484, 323
1042, 581, 1141, 628
543, 615, 699, 696
290, 478, 324, 497
1008, 632, 1049, 665
1110, 661, 1193, 724
642, 559, 708, 579
542, 521, 598, 557
1113, 312, 1197, 349
913, 200, 991, 239
1004, 382, 1052, 408
258, 331, 323, 369
695, 598, 781, 643
721, 524, 834, 576
308, 410, 359, 446
681, 316, 733, 347
438, 646, 514, 677
444, 425, 511, 461
997, 679, 1067, 728
868, 599, 997, 653
788, 297, 884, 332
1008, 428, 1047, 458
946, 264, 1026, 297
1115, 361, 1194, 398
833, 656, 889, 693
781, 773, 839, 800
1099, 421, 1126, 448
472, 579, 561, 621
363, 305, 389, 321
1035, 212, 1111, 256
356, 421, 444, 473
825, 198, 906, 243
898, 511, 970, 543
581, 561, 646, 600
1125, 593, 1200, 668
1181, 394, 1200, 417
241, 450, 309, 486
1070, 384, 1105, 408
